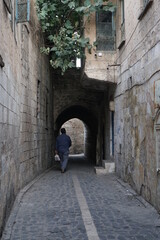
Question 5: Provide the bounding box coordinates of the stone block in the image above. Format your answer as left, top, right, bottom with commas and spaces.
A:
94, 167, 108, 175
102, 161, 115, 173
94, 161, 115, 175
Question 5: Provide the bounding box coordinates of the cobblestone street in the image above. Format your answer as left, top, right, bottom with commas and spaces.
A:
2, 157, 160, 240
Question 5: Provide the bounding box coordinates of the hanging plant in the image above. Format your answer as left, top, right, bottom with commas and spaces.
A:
36, 0, 115, 75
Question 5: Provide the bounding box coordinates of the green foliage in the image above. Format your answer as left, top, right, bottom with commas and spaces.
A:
36, 0, 115, 75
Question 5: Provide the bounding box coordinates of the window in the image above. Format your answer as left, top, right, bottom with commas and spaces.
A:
3, 0, 13, 30
155, 80, 160, 109
155, 110, 160, 172
120, 0, 125, 41
37, 80, 41, 119
96, 10, 115, 51
154, 82, 160, 173
118, 0, 125, 49
144, 0, 151, 7
156, 127, 160, 172
138, 0, 153, 20
45, 88, 49, 130
121, 0, 125, 25
16, 0, 30, 23
3, 0, 12, 13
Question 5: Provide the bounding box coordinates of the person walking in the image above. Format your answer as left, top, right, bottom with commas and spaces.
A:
55, 128, 72, 173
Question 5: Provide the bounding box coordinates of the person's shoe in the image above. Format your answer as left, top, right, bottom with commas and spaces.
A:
61, 169, 64, 173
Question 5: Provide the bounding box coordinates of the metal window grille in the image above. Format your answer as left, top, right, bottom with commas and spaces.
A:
96, 11, 115, 51
16, 0, 30, 23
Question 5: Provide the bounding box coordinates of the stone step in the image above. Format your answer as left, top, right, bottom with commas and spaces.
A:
94, 161, 115, 175
102, 160, 115, 173
94, 167, 109, 175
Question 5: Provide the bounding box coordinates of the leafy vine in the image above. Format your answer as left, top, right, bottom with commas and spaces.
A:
36, 0, 115, 74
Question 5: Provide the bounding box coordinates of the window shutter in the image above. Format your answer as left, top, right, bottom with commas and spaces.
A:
3, 0, 12, 14
16, 0, 30, 23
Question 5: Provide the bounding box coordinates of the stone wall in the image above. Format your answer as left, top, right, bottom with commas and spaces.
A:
0, 0, 53, 235
62, 118, 85, 154
53, 73, 106, 164
84, 0, 117, 84
115, 0, 160, 210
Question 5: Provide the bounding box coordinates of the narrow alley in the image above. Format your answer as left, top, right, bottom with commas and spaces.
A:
2, 156, 160, 240
1, 0, 160, 239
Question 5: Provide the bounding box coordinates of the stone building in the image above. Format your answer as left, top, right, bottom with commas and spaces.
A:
114, 0, 160, 210
53, 0, 117, 165
0, 0, 53, 235
80, 0, 160, 211
1, 0, 160, 237
54, 0, 160, 211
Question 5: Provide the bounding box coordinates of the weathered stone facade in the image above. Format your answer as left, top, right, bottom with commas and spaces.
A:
53, 72, 105, 164
1, 0, 160, 236
54, 0, 160, 212
0, 0, 53, 235
53, 0, 117, 166
114, 0, 160, 210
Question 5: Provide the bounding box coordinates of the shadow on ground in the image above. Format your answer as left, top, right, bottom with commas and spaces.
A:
53, 153, 94, 172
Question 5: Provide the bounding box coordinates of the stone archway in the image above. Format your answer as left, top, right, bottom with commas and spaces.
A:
62, 118, 85, 155
55, 105, 98, 164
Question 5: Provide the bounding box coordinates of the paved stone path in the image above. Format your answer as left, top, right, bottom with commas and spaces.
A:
2, 157, 160, 240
